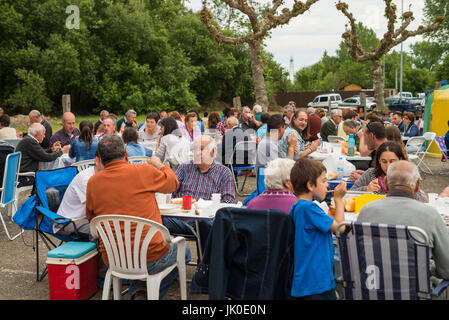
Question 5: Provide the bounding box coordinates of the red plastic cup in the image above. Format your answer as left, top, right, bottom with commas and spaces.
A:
182, 196, 192, 210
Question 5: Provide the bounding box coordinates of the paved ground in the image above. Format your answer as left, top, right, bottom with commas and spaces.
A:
0, 157, 448, 300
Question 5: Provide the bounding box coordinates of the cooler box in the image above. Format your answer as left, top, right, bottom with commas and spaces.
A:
46, 241, 98, 300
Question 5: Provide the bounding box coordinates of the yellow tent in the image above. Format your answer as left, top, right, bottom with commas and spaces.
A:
428, 88, 449, 155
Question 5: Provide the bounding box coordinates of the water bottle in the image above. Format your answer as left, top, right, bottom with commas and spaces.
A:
337, 156, 344, 180
347, 134, 355, 157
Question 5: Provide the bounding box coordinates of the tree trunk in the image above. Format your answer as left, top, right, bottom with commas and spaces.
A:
248, 41, 269, 112
372, 59, 386, 111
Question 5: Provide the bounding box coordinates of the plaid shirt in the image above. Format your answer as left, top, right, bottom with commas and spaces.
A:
173, 161, 235, 203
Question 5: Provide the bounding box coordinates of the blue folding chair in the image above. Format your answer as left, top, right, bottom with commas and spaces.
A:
0, 152, 24, 240
242, 166, 265, 206
229, 141, 257, 196
257, 166, 266, 194
33, 166, 82, 281
335, 221, 449, 300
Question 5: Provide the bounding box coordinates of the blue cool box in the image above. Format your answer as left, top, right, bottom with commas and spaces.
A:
47, 241, 97, 259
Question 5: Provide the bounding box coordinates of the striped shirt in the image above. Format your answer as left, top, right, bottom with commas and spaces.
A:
173, 161, 235, 203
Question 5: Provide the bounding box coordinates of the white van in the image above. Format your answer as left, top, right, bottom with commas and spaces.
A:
307, 93, 342, 109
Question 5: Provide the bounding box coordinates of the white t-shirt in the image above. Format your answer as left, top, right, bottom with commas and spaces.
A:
54, 166, 95, 233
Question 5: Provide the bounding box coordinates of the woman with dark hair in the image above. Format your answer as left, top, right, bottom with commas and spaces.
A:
385, 125, 407, 160
207, 112, 221, 130
350, 141, 425, 201
402, 111, 420, 137
155, 117, 190, 166
180, 112, 201, 143
69, 120, 99, 162
0, 114, 17, 139
280, 110, 320, 160
138, 111, 160, 150
122, 127, 152, 157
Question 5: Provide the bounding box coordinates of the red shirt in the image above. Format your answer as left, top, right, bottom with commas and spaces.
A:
308, 113, 322, 141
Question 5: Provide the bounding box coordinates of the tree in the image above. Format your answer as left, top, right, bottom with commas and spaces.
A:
200, 0, 320, 111
336, 0, 446, 110
6, 69, 52, 114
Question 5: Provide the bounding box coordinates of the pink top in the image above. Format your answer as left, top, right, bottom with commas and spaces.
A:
180, 123, 201, 143
246, 190, 297, 215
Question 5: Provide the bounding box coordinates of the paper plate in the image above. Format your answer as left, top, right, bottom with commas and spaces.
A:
158, 204, 180, 214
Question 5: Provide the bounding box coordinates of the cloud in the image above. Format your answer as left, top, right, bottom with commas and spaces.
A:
186, 0, 426, 72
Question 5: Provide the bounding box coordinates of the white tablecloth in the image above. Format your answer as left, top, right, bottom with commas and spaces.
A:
308, 151, 371, 162
39, 153, 75, 170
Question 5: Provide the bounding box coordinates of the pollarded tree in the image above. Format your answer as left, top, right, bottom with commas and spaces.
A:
200, 0, 319, 111
336, 0, 446, 110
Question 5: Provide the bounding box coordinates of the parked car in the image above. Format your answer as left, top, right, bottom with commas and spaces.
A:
337, 96, 376, 111
307, 93, 342, 109
386, 97, 418, 113
390, 91, 413, 99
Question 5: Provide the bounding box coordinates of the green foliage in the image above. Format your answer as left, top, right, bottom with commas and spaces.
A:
6, 69, 53, 114
0, 0, 289, 115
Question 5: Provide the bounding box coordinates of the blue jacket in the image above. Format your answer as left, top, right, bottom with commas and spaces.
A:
190, 207, 295, 299
69, 137, 99, 162
403, 123, 420, 137
125, 142, 152, 158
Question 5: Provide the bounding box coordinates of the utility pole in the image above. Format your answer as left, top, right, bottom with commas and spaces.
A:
289, 57, 295, 84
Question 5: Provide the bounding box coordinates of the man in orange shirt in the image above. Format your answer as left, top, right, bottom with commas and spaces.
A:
86, 134, 191, 299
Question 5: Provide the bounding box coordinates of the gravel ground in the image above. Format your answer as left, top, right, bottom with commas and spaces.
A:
0, 157, 448, 300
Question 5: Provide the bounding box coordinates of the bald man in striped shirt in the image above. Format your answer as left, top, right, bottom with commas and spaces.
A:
162, 135, 235, 251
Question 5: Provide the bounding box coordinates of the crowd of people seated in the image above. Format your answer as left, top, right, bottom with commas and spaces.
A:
3, 101, 449, 301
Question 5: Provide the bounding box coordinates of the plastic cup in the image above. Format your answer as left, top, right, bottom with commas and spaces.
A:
182, 196, 192, 210
332, 143, 342, 154
212, 193, 221, 204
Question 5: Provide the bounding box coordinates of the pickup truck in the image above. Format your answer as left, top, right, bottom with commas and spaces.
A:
385, 97, 418, 113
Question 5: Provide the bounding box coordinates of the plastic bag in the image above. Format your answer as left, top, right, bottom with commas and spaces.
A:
322, 154, 356, 177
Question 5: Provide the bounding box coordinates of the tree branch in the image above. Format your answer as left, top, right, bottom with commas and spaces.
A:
201, 0, 320, 46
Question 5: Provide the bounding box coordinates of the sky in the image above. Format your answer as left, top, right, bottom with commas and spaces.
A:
185, 0, 427, 77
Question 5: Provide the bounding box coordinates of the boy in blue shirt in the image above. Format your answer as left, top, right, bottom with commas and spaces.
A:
289, 158, 347, 300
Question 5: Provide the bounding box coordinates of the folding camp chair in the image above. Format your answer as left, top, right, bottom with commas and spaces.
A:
33, 166, 82, 281
256, 166, 266, 195
0, 152, 24, 240
335, 221, 449, 300
435, 136, 449, 176
229, 141, 257, 196
415, 132, 436, 174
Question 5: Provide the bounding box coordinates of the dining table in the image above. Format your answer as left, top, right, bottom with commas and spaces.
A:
157, 198, 243, 260
39, 153, 75, 170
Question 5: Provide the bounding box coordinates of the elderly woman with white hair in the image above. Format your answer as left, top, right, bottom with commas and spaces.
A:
246, 158, 297, 214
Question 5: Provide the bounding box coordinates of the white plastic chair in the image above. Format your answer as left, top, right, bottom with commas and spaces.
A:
128, 156, 149, 164
405, 136, 426, 161
415, 132, 436, 174
90, 215, 187, 300
71, 159, 95, 172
